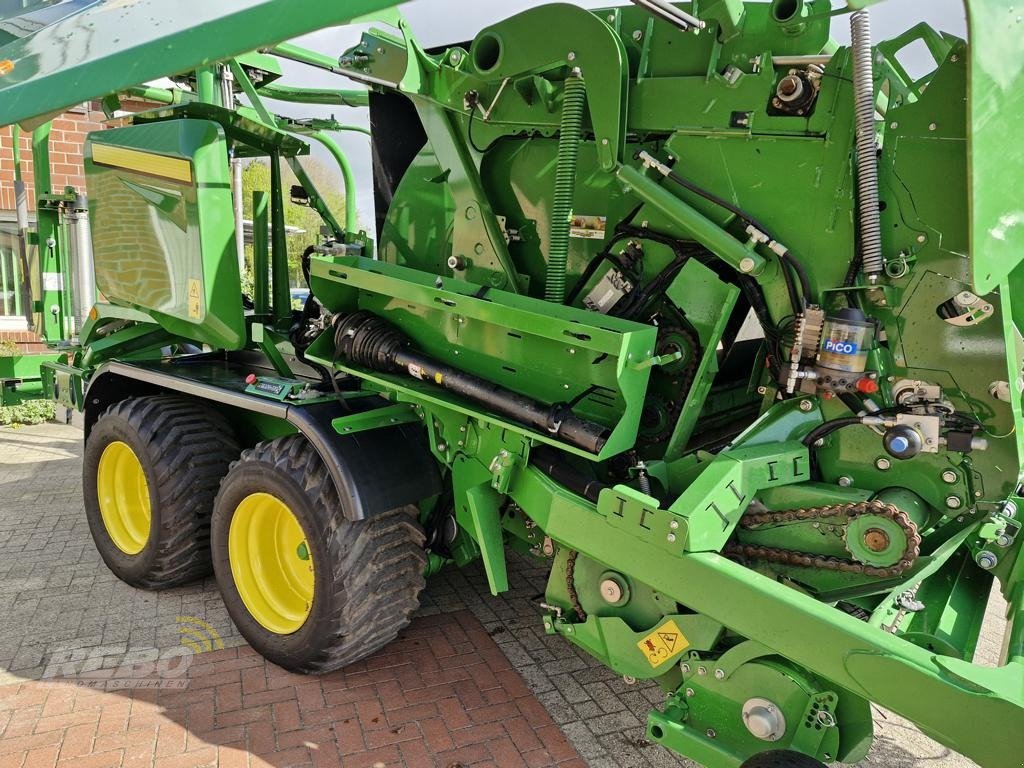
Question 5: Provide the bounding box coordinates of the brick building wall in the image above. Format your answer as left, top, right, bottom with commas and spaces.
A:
0, 104, 105, 208
0, 104, 105, 348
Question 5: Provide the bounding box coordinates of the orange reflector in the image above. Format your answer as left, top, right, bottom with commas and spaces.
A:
88, 306, 98, 321
0, 60, 14, 76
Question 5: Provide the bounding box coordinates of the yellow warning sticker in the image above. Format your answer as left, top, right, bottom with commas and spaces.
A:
187, 278, 202, 320
637, 619, 689, 669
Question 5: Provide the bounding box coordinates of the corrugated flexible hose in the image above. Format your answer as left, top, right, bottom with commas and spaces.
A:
850, 10, 884, 282
546, 73, 586, 303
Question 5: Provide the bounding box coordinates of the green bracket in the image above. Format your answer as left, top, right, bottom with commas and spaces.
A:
330, 403, 420, 436
464, 483, 509, 596
251, 323, 293, 377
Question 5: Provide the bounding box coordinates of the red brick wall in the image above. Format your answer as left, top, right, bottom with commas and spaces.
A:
0, 104, 106, 211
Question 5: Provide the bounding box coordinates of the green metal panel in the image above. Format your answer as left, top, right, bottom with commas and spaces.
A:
85, 119, 245, 350
0, 0, 401, 127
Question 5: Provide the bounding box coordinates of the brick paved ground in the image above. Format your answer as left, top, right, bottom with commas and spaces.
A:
0, 423, 1010, 767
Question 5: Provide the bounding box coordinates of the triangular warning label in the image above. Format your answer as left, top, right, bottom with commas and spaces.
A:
658, 632, 678, 652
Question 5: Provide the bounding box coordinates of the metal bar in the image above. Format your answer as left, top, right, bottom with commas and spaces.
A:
305, 131, 358, 236
616, 164, 765, 276
266, 42, 347, 73
194, 66, 220, 106
252, 191, 270, 316
0, 246, 10, 316
269, 155, 291, 325
258, 83, 369, 108
31, 122, 51, 196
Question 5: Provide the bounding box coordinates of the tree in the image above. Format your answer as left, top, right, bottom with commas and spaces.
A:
240, 157, 347, 295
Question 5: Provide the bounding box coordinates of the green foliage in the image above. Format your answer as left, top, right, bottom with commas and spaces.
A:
0, 398, 55, 426
240, 158, 347, 291
0, 340, 19, 357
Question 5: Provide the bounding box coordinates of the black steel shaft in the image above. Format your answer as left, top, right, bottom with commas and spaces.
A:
333, 311, 610, 453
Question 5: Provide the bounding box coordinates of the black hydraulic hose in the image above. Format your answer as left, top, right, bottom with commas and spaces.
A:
333, 311, 610, 453
661, 165, 814, 309
802, 416, 864, 447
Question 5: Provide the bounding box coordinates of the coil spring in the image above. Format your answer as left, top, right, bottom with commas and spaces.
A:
545, 74, 586, 303
850, 10, 884, 280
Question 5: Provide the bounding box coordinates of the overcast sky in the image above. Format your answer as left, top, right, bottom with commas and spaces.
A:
264, 1, 968, 229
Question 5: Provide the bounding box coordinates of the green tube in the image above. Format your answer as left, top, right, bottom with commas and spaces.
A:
195, 66, 219, 105
616, 164, 766, 276
31, 123, 52, 196
259, 82, 369, 108
546, 75, 586, 304
307, 131, 358, 235
269, 42, 344, 73
11, 125, 21, 182
120, 85, 178, 105
252, 191, 270, 316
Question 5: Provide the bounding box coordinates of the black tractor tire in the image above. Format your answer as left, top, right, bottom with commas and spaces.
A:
83, 395, 239, 589
210, 434, 427, 674
740, 750, 828, 768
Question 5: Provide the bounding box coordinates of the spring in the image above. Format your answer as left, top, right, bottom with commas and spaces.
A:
850, 10, 884, 281
545, 74, 586, 303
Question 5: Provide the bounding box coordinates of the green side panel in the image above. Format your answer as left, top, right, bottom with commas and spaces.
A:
967, 1, 1024, 294
85, 120, 245, 350
0, 0, 401, 126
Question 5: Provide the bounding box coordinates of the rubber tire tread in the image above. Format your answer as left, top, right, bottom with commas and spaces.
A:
83, 395, 239, 589
211, 434, 427, 674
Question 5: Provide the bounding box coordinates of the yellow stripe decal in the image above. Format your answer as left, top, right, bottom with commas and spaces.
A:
92, 144, 193, 184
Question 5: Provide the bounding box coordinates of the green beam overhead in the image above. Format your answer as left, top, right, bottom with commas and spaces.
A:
0, 0, 400, 127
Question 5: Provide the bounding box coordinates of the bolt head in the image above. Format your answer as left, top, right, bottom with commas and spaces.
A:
450, 50, 463, 65
670, 520, 679, 530
697, 666, 707, 676
739, 257, 757, 274
632, 29, 643, 41
838, 476, 853, 488
799, 400, 813, 412
567, 51, 576, 61
666, 533, 676, 543
600, 578, 624, 604
945, 495, 962, 509
685, 687, 695, 698
996, 534, 1013, 548
714, 669, 725, 680
706, 728, 717, 739
681, 663, 691, 674
977, 551, 998, 570
942, 470, 958, 484
875, 458, 891, 471
436, 442, 448, 452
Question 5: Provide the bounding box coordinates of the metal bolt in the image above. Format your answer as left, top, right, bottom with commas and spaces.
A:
875, 458, 891, 471
450, 50, 463, 65
544, 620, 552, 630
799, 400, 813, 412
714, 669, 725, 680
975, 490, 984, 498
757, 386, 768, 395
670, 520, 679, 530
996, 534, 1013, 548
623, 675, 636, 685
436, 442, 448, 452
667, 533, 676, 543
565, 625, 573, 633
1004, 500, 1018, 518
600, 578, 623, 604
569, 348, 576, 355
685, 687, 695, 698
697, 666, 707, 676
706, 728, 717, 739
945, 495, 962, 509
459, 426, 466, 432
739, 257, 756, 274
632, 29, 643, 41
838, 476, 853, 488
929, 122, 938, 131
977, 551, 998, 570
917, 234, 927, 243
567, 51, 576, 61
942, 470, 958, 484
680, 663, 691, 674
890, 121, 899, 129
951, 54, 959, 62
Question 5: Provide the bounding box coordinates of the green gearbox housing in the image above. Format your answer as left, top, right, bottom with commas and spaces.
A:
2, 0, 1023, 766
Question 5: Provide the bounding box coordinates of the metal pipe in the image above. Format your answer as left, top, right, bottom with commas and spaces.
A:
629, 0, 706, 31
259, 82, 369, 108
850, 10, 884, 283
120, 85, 178, 105
617, 164, 765, 276
771, 54, 833, 66
67, 193, 94, 337
306, 131, 358, 235
12, 125, 33, 329
267, 42, 346, 73
221, 64, 247, 276
195, 66, 220, 106
333, 311, 610, 454
252, 191, 270, 316
269, 155, 291, 325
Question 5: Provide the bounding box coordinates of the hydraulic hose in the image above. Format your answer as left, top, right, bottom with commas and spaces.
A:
546, 74, 586, 303
850, 10, 884, 282
333, 311, 610, 453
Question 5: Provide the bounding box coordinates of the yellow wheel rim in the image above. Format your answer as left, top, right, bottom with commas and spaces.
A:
96, 441, 152, 555
228, 493, 314, 635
